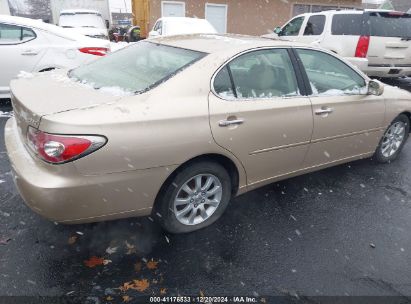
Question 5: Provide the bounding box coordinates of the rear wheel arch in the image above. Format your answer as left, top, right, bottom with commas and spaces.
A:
153, 153, 240, 212
399, 111, 411, 131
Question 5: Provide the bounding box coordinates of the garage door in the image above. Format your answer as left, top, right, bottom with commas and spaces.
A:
205, 4, 227, 33
162, 1, 185, 17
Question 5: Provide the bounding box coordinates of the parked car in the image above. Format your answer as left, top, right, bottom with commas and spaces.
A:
58, 9, 109, 40
267, 9, 411, 78
5, 34, 411, 233
148, 17, 217, 38
0, 15, 110, 99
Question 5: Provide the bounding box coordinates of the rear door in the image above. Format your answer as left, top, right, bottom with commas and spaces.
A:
208, 48, 313, 186
294, 48, 385, 167
365, 11, 411, 68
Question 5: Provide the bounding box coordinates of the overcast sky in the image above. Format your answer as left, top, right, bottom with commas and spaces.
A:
109, 0, 132, 13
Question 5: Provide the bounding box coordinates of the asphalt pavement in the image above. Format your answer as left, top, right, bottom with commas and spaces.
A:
1, 79, 411, 303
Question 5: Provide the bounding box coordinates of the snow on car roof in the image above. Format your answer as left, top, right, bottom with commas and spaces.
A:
0, 15, 106, 43
151, 33, 305, 53
60, 9, 102, 15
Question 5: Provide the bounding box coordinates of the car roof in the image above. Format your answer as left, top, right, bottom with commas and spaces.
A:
60, 9, 102, 15
0, 15, 104, 42
159, 17, 208, 22
294, 8, 407, 18
150, 33, 306, 53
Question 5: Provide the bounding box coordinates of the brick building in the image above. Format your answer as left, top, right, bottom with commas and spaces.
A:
132, 0, 362, 38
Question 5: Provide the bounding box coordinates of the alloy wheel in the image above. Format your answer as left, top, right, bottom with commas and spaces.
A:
381, 121, 406, 158
173, 174, 223, 226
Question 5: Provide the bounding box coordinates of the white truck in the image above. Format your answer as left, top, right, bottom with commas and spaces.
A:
0, 0, 11, 15
50, 0, 111, 39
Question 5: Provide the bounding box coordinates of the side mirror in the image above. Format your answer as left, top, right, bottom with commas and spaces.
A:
274, 26, 282, 34
105, 20, 110, 29
368, 79, 384, 96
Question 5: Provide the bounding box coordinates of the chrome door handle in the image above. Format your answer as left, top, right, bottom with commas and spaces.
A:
218, 118, 244, 127
21, 50, 39, 56
315, 107, 333, 115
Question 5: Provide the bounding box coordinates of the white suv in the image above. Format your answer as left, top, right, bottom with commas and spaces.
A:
269, 9, 411, 78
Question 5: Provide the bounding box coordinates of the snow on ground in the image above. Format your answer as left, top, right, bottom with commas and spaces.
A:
0, 111, 13, 118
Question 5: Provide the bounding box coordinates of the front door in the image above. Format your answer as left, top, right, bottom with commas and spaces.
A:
278, 16, 305, 41
209, 48, 313, 186
294, 48, 386, 167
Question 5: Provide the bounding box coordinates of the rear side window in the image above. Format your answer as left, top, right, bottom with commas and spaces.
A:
0, 23, 36, 44
214, 49, 300, 99
331, 14, 363, 35
304, 15, 326, 35
368, 12, 411, 38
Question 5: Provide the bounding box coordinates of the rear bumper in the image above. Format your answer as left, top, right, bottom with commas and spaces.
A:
343, 57, 411, 78
363, 65, 411, 78
5, 118, 176, 224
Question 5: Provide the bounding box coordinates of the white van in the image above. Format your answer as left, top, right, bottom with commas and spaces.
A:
269, 9, 411, 78
58, 9, 109, 40
149, 17, 217, 38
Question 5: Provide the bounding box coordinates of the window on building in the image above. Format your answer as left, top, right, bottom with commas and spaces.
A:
311, 5, 337, 13
292, 4, 310, 16
292, 4, 356, 17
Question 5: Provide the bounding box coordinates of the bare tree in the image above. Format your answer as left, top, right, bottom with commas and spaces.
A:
24, 0, 52, 21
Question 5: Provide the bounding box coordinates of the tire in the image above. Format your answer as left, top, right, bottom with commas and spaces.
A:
374, 114, 410, 163
155, 161, 232, 234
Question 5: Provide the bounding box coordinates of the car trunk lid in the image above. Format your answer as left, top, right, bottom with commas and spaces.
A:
10, 69, 125, 139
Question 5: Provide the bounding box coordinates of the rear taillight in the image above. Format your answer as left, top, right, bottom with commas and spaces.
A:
27, 127, 106, 164
355, 35, 370, 58
79, 47, 109, 56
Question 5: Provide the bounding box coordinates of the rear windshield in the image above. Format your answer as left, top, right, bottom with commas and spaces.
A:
369, 12, 411, 38
331, 14, 363, 35
70, 41, 205, 93
59, 12, 105, 29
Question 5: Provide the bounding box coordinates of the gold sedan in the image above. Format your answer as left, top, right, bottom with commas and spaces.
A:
5, 34, 411, 233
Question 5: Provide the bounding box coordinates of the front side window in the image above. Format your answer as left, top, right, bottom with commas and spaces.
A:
296, 49, 366, 96
70, 41, 205, 93
153, 20, 162, 34
304, 15, 326, 36
214, 49, 300, 99
0, 23, 36, 44
279, 17, 304, 36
